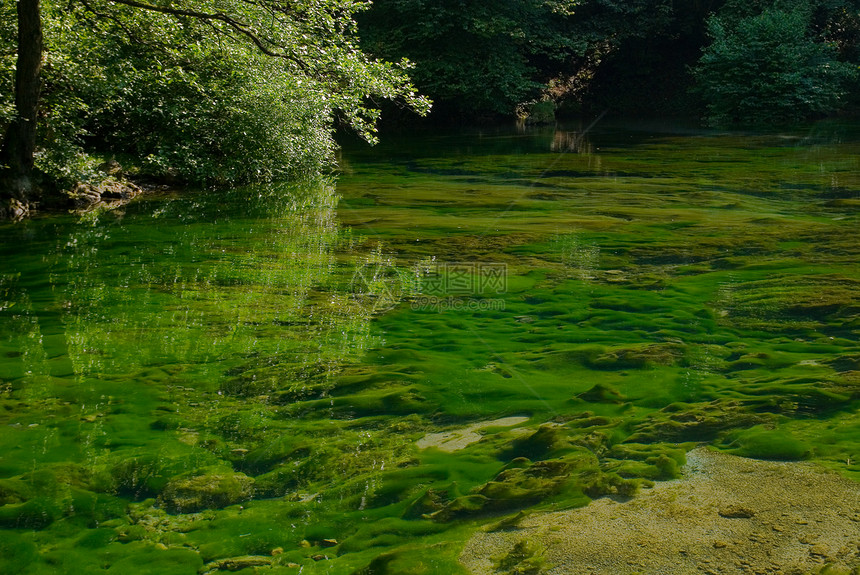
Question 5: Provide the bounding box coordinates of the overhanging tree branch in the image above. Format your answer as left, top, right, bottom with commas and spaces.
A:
105, 0, 311, 72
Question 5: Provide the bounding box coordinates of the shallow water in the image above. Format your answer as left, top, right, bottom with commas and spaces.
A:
1, 121, 859, 573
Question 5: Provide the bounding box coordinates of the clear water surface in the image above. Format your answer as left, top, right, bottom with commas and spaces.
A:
1, 121, 859, 573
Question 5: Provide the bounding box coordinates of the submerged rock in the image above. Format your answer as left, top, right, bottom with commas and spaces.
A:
586, 343, 684, 370
159, 469, 254, 514
0, 497, 59, 529
201, 555, 273, 573
429, 451, 604, 522
575, 383, 626, 404
628, 399, 771, 443
494, 539, 546, 574
507, 424, 568, 459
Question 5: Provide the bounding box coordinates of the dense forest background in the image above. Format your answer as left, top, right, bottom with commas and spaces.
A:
1, 0, 859, 212
359, 0, 860, 123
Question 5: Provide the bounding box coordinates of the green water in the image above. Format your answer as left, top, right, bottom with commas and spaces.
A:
1, 121, 859, 574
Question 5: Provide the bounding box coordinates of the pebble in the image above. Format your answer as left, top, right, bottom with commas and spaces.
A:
809, 544, 830, 557
719, 505, 755, 518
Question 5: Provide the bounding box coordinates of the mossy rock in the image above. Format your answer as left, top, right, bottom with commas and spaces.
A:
430, 451, 596, 521
723, 426, 812, 461
251, 468, 297, 498
586, 343, 684, 370
628, 400, 771, 443
575, 383, 626, 404
237, 436, 310, 475
103, 543, 204, 574
74, 527, 118, 549
158, 468, 254, 513
201, 556, 274, 572
606, 443, 686, 480
220, 357, 331, 398
270, 382, 329, 404
0, 497, 60, 529
111, 455, 195, 499
218, 373, 277, 397
645, 454, 682, 480
570, 430, 614, 457
351, 544, 454, 575
507, 425, 569, 459
494, 538, 546, 574
284, 388, 429, 419
726, 276, 860, 322
149, 415, 183, 431
67, 488, 127, 526
428, 494, 490, 522
251, 443, 347, 496
0, 478, 33, 505
828, 354, 860, 372
488, 510, 531, 532
403, 488, 449, 519
581, 470, 640, 499
216, 410, 275, 441
745, 382, 853, 417
20, 464, 93, 492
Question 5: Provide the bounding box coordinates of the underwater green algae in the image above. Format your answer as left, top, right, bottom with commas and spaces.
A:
1, 121, 859, 573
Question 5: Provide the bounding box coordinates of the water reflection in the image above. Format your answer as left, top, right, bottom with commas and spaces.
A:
0, 181, 380, 476
554, 230, 601, 280
550, 129, 596, 155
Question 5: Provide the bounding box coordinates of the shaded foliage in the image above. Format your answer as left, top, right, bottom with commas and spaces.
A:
359, 0, 860, 122
693, 5, 857, 124
358, 0, 586, 118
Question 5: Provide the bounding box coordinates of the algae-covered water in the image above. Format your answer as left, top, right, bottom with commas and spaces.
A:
1, 121, 859, 574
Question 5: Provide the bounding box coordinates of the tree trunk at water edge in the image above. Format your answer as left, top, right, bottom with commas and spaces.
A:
0, 0, 43, 219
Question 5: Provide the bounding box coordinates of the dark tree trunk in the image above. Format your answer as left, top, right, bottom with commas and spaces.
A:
0, 0, 42, 217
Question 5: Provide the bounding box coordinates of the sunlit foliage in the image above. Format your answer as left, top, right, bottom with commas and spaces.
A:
0, 0, 430, 187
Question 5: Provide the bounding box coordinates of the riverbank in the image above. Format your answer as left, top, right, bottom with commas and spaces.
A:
461, 448, 860, 574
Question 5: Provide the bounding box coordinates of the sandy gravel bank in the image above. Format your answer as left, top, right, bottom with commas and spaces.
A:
461, 447, 860, 575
